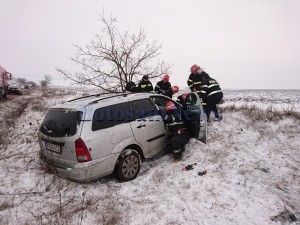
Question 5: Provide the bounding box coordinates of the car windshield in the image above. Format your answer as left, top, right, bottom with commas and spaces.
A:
40, 109, 83, 137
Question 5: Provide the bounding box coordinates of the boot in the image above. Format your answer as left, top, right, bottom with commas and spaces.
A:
174, 151, 183, 160
214, 115, 223, 121
181, 146, 185, 153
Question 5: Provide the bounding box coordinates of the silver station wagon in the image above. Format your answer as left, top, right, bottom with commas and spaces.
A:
38, 92, 207, 182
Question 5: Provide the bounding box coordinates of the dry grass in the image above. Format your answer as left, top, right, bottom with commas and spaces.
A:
5, 101, 29, 126
16, 192, 123, 225
0, 201, 15, 211
0, 100, 30, 145
220, 104, 300, 122
41, 88, 77, 98
31, 98, 48, 112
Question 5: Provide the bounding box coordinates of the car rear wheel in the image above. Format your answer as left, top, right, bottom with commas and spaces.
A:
115, 149, 141, 182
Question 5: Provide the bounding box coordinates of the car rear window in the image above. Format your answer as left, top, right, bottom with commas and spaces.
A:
40, 109, 83, 137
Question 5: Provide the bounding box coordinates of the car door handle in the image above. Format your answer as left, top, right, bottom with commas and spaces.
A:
137, 124, 146, 128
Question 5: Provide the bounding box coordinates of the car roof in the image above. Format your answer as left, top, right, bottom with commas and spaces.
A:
51, 92, 164, 110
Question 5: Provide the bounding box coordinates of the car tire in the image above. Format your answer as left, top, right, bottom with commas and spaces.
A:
115, 149, 141, 182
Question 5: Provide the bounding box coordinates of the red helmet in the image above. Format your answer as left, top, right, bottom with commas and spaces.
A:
165, 101, 177, 111
190, 64, 201, 73
171, 85, 179, 93
162, 74, 169, 82
182, 93, 189, 101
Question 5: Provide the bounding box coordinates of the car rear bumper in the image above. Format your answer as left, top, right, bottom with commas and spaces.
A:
39, 150, 119, 182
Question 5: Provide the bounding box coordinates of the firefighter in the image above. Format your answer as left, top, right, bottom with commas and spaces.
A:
200, 76, 223, 121
176, 92, 189, 107
188, 64, 222, 121
164, 101, 190, 160
155, 74, 172, 97
125, 81, 139, 92
187, 64, 209, 96
137, 75, 154, 92
171, 85, 179, 96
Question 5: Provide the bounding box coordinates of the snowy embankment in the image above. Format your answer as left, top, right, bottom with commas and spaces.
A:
0, 88, 299, 225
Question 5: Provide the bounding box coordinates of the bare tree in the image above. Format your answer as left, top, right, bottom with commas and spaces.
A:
16, 78, 26, 85
40, 75, 52, 88
57, 13, 172, 92
45, 75, 52, 85
40, 80, 47, 88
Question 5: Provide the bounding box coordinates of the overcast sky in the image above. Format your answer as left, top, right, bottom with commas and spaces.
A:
1, 0, 300, 89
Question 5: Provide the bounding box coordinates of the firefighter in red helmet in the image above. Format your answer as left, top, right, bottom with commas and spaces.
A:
187, 64, 209, 96
155, 74, 172, 98
164, 101, 190, 160
176, 92, 189, 107
187, 64, 223, 121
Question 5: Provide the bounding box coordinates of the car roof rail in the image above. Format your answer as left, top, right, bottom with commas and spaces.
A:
88, 92, 130, 105
66, 91, 126, 103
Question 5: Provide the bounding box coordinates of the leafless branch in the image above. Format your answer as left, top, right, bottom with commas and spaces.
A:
57, 12, 172, 92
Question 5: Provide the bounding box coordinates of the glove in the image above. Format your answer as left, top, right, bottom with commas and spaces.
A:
182, 163, 197, 171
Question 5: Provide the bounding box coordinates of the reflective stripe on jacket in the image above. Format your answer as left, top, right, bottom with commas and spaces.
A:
187, 71, 209, 91
155, 80, 172, 97
201, 77, 223, 103
137, 80, 153, 92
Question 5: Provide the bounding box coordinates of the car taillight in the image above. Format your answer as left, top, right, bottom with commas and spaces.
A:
75, 138, 91, 162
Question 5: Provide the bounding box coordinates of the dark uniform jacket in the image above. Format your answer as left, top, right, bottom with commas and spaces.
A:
176, 95, 185, 106
187, 71, 210, 95
155, 80, 172, 98
137, 80, 153, 92
200, 77, 223, 104
164, 111, 187, 136
164, 110, 190, 153
187, 71, 210, 107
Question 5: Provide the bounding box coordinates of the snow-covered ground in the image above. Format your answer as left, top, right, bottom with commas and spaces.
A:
0, 88, 299, 225
222, 89, 300, 113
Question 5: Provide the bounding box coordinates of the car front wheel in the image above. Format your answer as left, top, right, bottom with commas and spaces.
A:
115, 149, 141, 182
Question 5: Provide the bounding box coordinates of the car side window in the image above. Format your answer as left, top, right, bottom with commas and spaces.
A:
130, 99, 158, 120
92, 103, 131, 131
185, 93, 200, 110
150, 96, 171, 112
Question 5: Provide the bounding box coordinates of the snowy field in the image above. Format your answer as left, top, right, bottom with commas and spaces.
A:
222, 89, 300, 113
0, 88, 299, 225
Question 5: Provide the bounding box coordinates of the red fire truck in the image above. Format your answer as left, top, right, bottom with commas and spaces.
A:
0, 65, 12, 101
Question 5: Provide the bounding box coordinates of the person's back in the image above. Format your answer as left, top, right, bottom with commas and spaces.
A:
155, 74, 172, 97
201, 77, 223, 121
201, 77, 223, 102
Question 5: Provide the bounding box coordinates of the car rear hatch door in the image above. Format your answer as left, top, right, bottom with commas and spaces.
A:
39, 107, 85, 168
